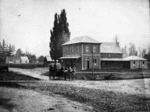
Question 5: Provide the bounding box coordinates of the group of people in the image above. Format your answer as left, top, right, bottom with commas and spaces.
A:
49, 64, 76, 80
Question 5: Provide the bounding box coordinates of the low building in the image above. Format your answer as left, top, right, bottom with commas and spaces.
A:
123, 56, 147, 69
6, 56, 29, 64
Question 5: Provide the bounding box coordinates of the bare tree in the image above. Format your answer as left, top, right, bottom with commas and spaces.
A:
128, 43, 138, 56
122, 45, 128, 57
113, 35, 120, 48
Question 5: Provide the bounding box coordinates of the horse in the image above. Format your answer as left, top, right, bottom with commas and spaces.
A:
49, 66, 75, 80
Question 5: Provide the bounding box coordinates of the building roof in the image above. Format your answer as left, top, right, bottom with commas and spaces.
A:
6, 56, 29, 60
101, 42, 122, 54
62, 36, 100, 45
101, 58, 125, 61
21, 56, 29, 61
45, 55, 52, 61
123, 56, 147, 61
60, 56, 81, 59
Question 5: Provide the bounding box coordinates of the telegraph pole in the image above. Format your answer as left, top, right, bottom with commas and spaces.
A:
92, 44, 94, 79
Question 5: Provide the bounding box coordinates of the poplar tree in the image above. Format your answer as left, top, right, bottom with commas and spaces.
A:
50, 9, 70, 62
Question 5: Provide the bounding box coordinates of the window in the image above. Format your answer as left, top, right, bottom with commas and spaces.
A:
64, 47, 67, 53
143, 61, 145, 65
93, 45, 97, 53
85, 45, 90, 53
71, 45, 73, 53
93, 58, 97, 64
86, 57, 89, 60
133, 61, 135, 66
77, 45, 79, 52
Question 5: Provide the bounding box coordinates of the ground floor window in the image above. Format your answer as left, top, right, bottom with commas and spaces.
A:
93, 58, 97, 64
143, 61, 145, 65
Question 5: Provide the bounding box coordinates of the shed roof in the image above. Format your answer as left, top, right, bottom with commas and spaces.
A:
45, 55, 52, 61
62, 36, 100, 45
123, 56, 147, 61
101, 58, 126, 61
21, 56, 29, 60
60, 56, 81, 59
101, 42, 122, 54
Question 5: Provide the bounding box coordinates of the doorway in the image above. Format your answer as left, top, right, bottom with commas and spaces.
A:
87, 60, 90, 69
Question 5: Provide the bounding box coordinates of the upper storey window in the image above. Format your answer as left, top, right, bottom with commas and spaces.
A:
93, 45, 97, 53
71, 45, 73, 53
85, 45, 90, 53
76, 45, 79, 52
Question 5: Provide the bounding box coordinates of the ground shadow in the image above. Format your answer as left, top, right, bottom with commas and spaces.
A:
41, 71, 49, 76
0, 82, 26, 88
0, 98, 17, 111
0, 71, 40, 81
0, 71, 40, 88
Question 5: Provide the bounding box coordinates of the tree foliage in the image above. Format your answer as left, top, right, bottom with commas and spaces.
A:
38, 55, 44, 63
25, 51, 37, 63
122, 46, 128, 57
128, 43, 138, 56
16, 48, 23, 56
0, 39, 15, 62
50, 9, 70, 61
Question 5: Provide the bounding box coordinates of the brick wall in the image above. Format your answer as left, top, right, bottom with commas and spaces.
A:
63, 44, 82, 57
101, 53, 122, 58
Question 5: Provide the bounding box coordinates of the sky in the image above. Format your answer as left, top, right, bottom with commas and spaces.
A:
0, 0, 150, 56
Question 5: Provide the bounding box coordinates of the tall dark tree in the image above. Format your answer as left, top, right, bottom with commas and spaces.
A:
59, 9, 70, 43
50, 13, 59, 61
50, 9, 70, 62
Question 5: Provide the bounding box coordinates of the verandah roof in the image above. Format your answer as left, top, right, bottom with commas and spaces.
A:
60, 56, 81, 59
101, 56, 147, 61
101, 58, 127, 61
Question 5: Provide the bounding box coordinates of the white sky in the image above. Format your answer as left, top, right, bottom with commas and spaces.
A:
0, 0, 150, 56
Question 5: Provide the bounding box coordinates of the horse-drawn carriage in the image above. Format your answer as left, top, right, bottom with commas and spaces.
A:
49, 63, 75, 80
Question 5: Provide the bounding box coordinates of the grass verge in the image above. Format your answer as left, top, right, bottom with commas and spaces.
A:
25, 82, 150, 112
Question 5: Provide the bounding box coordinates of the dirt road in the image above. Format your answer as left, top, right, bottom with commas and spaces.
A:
10, 67, 150, 97
0, 87, 93, 112
1, 69, 150, 111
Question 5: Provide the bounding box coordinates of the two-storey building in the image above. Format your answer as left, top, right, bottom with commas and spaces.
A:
100, 42, 124, 70
60, 36, 101, 70
60, 36, 148, 70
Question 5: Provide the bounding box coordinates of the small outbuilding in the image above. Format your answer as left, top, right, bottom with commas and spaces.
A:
123, 56, 148, 69
44, 55, 54, 66
6, 56, 29, 64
